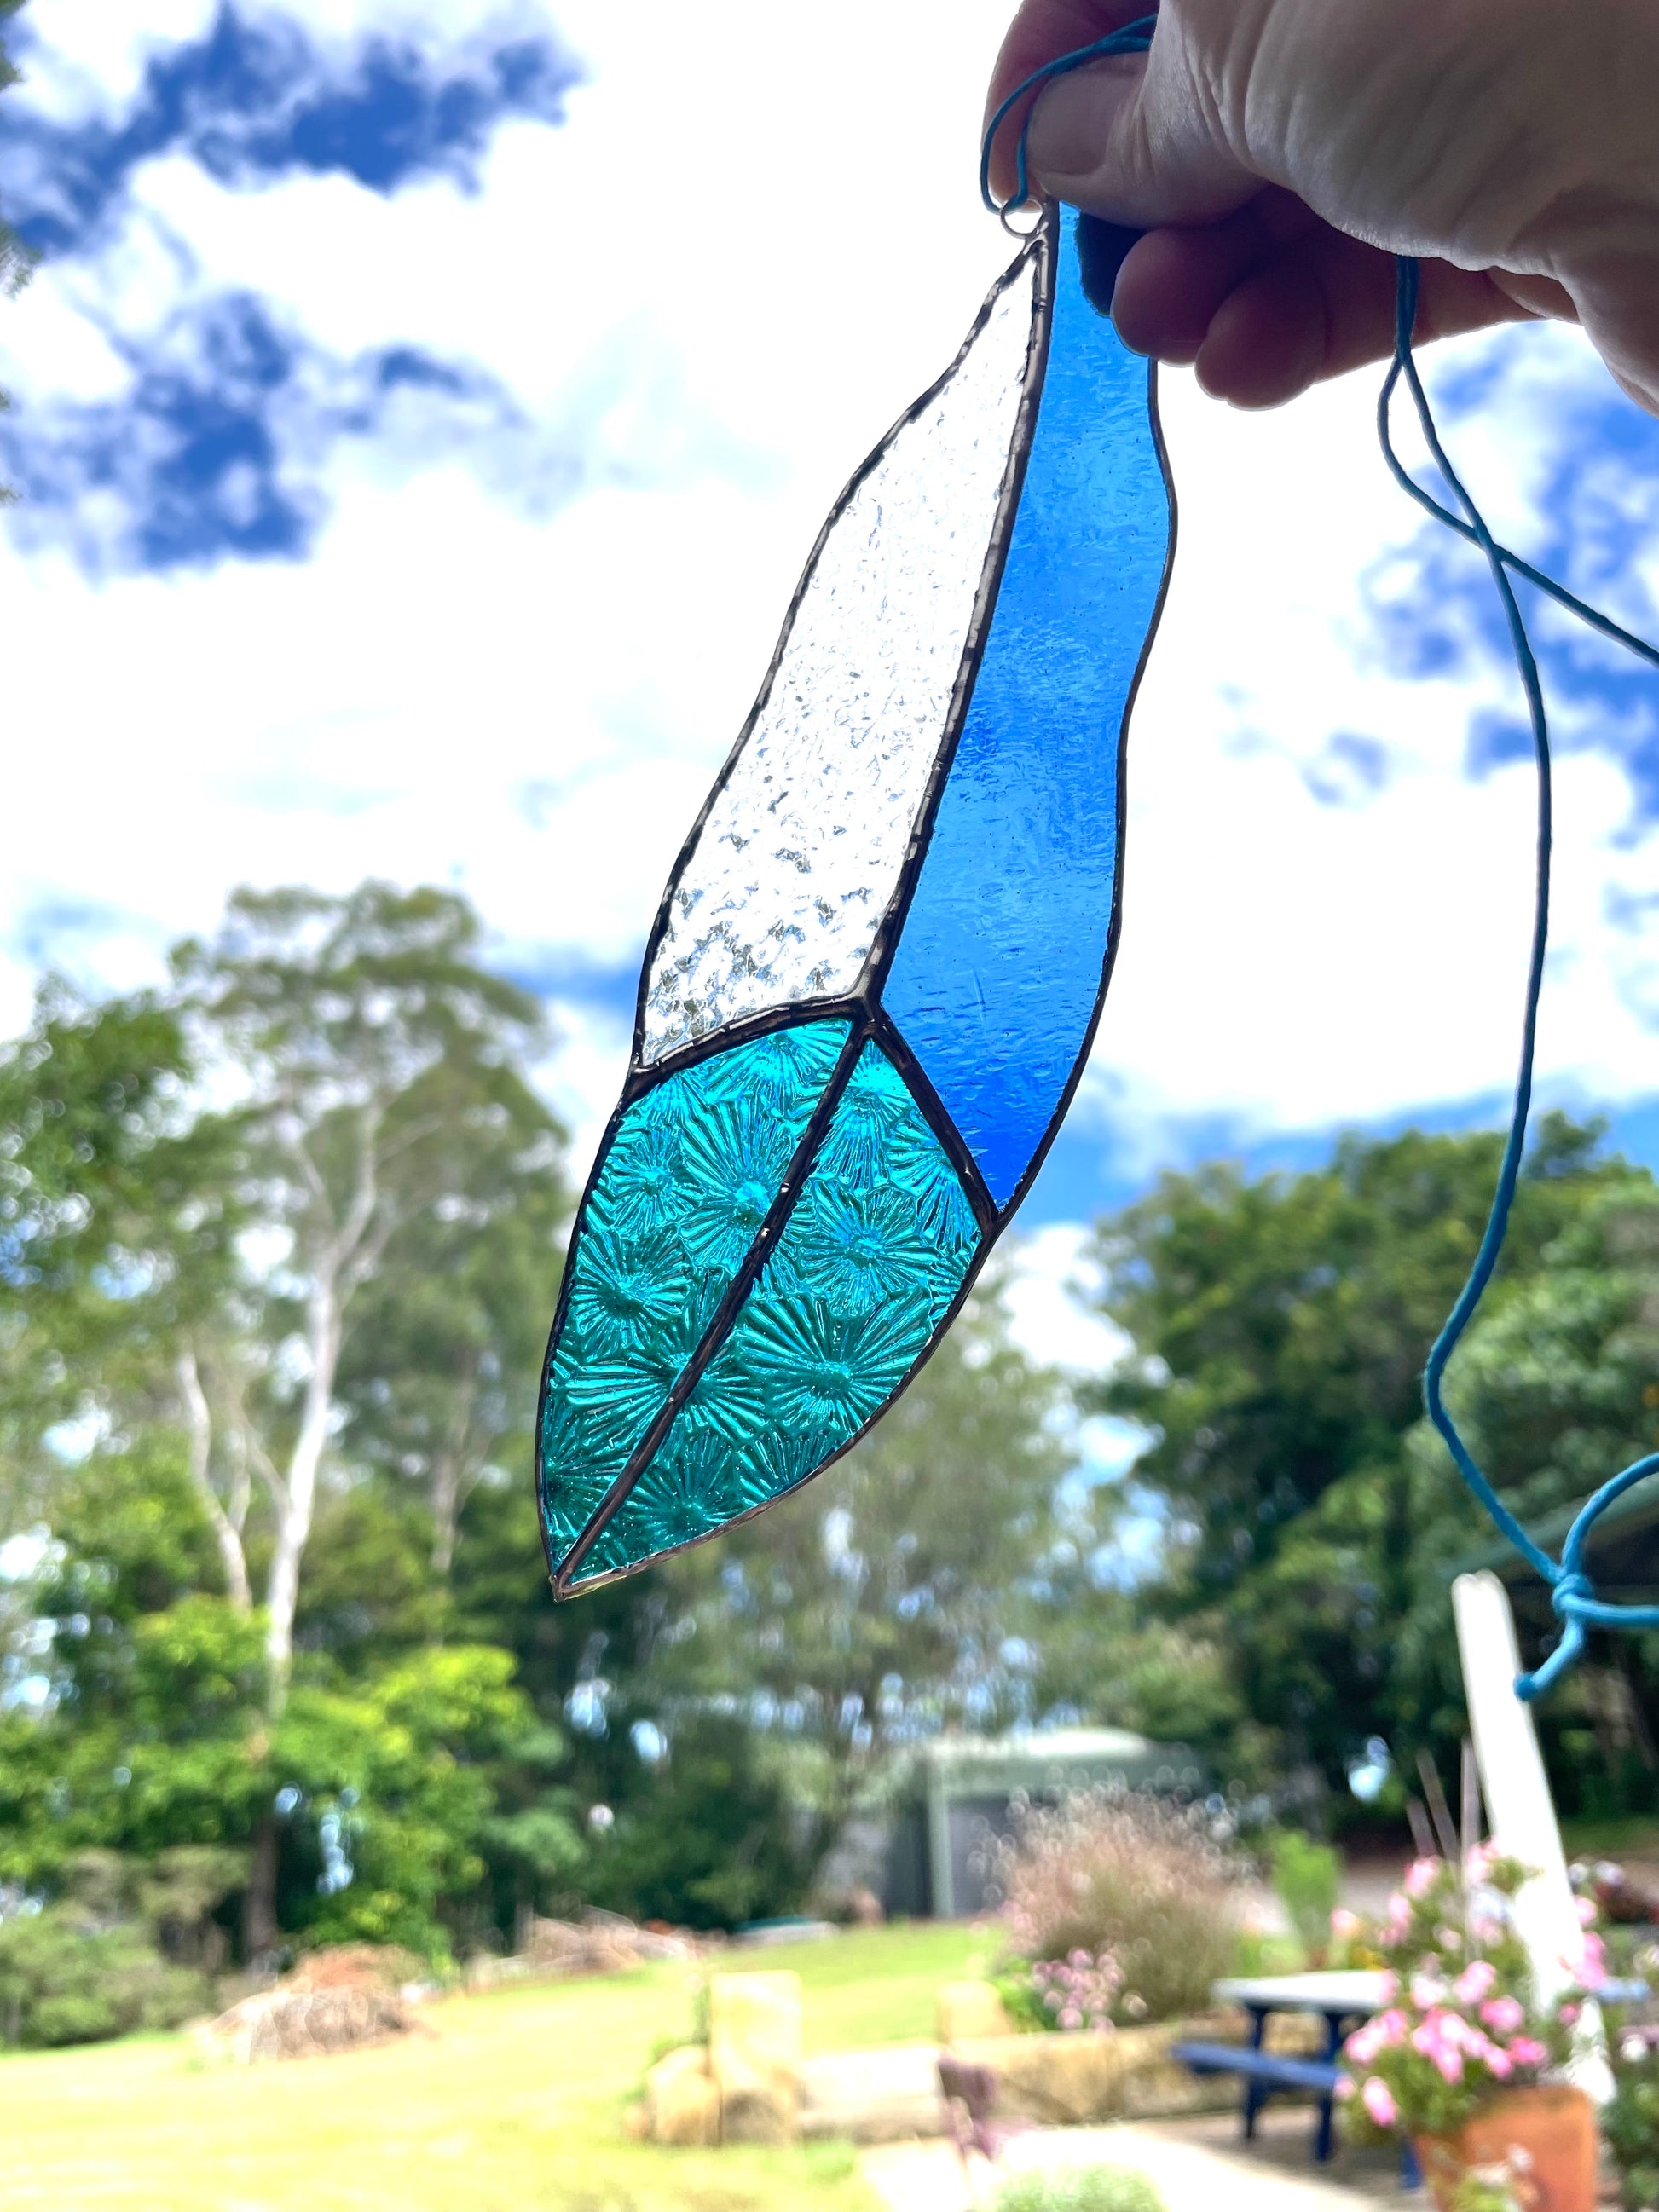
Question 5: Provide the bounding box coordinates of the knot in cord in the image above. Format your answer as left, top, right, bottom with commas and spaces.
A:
1551, 1569, 1595, 1621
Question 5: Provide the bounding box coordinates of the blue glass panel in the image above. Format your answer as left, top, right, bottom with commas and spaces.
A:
539, 1020, 849, 1562
882, 207, 1171, 1209
572, 1040, 980, 1581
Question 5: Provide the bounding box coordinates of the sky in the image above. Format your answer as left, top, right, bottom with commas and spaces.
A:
2, 0, 1657, 1404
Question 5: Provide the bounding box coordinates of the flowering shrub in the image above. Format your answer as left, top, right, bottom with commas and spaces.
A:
990, 1789, 1240, 2030
1026, 1949, 1124, 2033
1340, 1851, 1576, 2144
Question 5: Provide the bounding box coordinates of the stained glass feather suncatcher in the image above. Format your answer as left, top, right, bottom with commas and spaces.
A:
537, 206, 1173, 1592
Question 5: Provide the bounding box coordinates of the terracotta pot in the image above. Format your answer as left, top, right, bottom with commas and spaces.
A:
1414, 2085, 1598, 2212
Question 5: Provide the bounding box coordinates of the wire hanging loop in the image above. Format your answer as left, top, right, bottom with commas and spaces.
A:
980, 14, 1158, 234
1386, 257, 1659, 1700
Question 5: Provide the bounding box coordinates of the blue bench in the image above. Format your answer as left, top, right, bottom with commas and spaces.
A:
1171, 2040, 1344, 2162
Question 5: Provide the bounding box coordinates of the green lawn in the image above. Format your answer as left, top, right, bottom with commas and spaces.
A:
1560, 1815, 1659, 1863
0, 1923, 985, 2212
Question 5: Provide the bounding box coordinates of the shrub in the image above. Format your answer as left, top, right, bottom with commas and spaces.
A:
993, 2164, 1166, 2212
1269, 1829, 1341, 1963
991, 1788, 1239, 2026
0, 1907, 211, 2047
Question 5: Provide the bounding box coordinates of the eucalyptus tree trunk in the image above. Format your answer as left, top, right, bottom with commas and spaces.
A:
260, 1106, 386, 1694
243, 1108, 389, 1950
176, 1346, 251, 1611
261, 1273, 344, 1693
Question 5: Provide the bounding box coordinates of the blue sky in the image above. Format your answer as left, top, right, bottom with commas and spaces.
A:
1, 0, 1657, 1380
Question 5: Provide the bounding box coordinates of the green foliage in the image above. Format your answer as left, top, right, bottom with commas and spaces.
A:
1269, 1828, 1341, 1960
272, 1644, 556, 1960
1604, 2011, 1659, 2209
992, 2167, 1165, 2212
1088, 1115, 1659, 1794
9, 866, 1657, 2049
0, 1907, 210, 2047
586, 1713, 809, 1931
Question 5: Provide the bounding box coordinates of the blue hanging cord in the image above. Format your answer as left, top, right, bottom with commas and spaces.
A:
1386, 258, 1659, 1699
1379, 341, 1659, 672
980, 14, 1158, 225
981, 19, 1659, 1699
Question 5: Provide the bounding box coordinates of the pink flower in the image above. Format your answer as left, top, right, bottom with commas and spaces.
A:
1465, 1843, 1499, 1884
1578, 1932, 1608, 1987
1481, 1995, 1525, 2034
1335, 2076, 1356, 2100
1361, 2076, 1399, 2129
1331, 1908, 1361, 1940
1455, 1960, 1497, 2007
1479, 2039, 1513, 2079
1436, 1926, 1464, 1951
1576, 1897, 1598, 1928
1405, 1858, 1441, 1899
1058, 2007, 1082, 2030
1346, 2023, 1384, 2066
1413, 2012, 1465, 2083
1377, 1972, 1398, 2003
1559, 2002, 1581, 2027
1509, 2037, 1548, 2069
1375, 2009, 1408, 2047
1411, 1972, 1448, 2010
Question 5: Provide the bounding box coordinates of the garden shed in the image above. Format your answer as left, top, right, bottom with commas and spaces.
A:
880, 1726, 1207, 1919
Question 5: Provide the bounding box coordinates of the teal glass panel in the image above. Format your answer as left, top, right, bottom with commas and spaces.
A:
572, 1040, 980, 1581
882, 206, 1171, 1208
539, 1019, 849, 1561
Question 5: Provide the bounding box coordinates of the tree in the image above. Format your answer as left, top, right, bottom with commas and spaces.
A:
330, 1037, 568, 1577
0, 883, 575, 1956
1086, 1115, 1656, 1799
168, 882, 564, 1691
0, 981, 197, 1530
0, 1453, 574, 1967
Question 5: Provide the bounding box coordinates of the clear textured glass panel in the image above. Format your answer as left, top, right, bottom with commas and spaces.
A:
882, 211, 1171, 1209
540, 1019, 849, 1562
639, 253, 1043, 1066
573, 1040, 980, 1580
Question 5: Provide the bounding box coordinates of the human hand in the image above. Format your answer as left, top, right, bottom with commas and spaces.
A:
986, 0, 1659, 413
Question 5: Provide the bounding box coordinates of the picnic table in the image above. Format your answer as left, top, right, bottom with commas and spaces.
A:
1172, 1970, 1391, 2167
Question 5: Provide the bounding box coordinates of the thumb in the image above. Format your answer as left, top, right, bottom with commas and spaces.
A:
1024, 31, 1263, 229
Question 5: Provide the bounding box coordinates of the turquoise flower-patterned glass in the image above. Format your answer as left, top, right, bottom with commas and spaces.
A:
575, 1042, 980, 1580
538, 206, 1174, 1592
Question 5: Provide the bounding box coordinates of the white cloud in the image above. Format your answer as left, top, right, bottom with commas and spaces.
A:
1, 0, 1656, 1205
999, 1223, 1124, 1376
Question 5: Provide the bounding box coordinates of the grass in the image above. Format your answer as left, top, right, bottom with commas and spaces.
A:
750, 1920, 985, 2053
0, 1921, 986, 2212
1560, 1814, 1659, 1862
